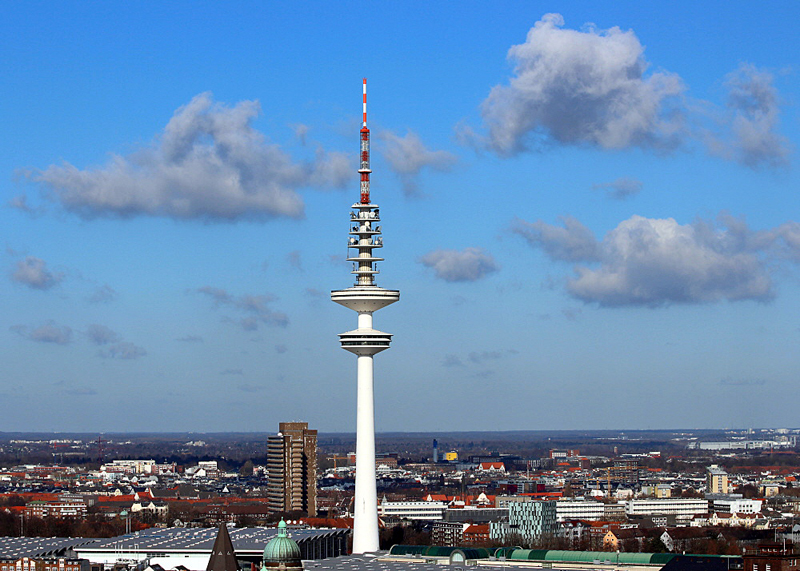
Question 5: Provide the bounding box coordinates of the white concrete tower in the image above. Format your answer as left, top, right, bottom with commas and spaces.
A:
331, 78, 398, 554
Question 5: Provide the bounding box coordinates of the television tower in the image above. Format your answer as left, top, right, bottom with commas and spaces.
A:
331, 78, 399, 554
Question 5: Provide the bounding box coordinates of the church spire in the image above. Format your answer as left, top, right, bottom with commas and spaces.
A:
206, 523, 238, 571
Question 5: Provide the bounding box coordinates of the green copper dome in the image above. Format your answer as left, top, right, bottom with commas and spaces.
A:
262, 519, 302, 566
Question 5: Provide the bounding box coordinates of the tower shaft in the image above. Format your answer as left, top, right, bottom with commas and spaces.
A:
353, 355, 378, 553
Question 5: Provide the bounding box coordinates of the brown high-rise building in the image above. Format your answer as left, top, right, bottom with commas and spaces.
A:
267, 422, 317, 516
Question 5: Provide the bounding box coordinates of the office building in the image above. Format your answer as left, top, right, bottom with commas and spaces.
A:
267, 422, 317, 516
490, 500, 558, 545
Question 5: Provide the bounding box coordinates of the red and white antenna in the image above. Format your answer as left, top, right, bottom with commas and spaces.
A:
362, 77, 368, 127
359, 78, 371, 204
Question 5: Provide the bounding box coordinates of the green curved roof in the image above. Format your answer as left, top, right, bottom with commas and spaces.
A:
262, 519, 301, 563
493, 547, 520, 558
507, 550, 676, 565
387, 545, 490, 559
451, 548, 490, 560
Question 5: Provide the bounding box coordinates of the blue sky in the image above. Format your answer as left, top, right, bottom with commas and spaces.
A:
2, 1, 798, 432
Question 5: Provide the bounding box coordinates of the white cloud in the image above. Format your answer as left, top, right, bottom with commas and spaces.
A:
286, 250, 303, 271
86, 324, 119, 345
31, 92, 352, 221
291, 123, 310, 145
177, 334, 204, 343
11, 256, 64, 290
197, 286, 288, 329
99, 342, 147, 360
419, 247, 499, 282
481, 13, 684, 155
592, 177, 643, 200
88, 284, 117, 303
513, 216, 600, 262
706, 63, 791, 168
11, 321, 73, 345
381, 130, 457, 196
519, 214, 787, 306
468, 351, 502, 364
776, 222, 800, 262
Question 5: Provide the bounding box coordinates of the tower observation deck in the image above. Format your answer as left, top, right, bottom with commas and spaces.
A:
330, 79, 398, 554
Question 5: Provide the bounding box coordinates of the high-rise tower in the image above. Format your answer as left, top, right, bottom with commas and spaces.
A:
266, 422, 318, 516
331, 79, 399, 554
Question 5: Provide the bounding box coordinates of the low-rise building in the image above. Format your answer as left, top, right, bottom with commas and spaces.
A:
378, 499, 447, 521
554, 499, 605, 522
0, 558, 89, 571
625, 497, 708, 523
25, 501, 86, 519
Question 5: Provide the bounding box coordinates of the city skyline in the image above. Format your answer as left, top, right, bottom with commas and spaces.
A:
2, 2, 799, 432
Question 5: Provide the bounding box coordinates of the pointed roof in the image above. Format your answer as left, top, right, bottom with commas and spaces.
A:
206, 523, 238, 571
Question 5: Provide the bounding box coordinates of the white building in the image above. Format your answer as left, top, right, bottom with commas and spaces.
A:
101, 460, 164, 474
554, 499, 606, 522
625, 498, 709, 522
712, 498, 763, 514
378, 500, 447, 521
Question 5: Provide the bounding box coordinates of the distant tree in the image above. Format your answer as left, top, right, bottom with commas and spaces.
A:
738, 484, 759, 498
239, 460, 254, 477
0, 512, 17, 536
645, 537, 668, 553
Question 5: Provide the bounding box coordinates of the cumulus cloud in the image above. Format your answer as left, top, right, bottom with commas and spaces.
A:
197, 286, 288, 330
468, 351, 502, 364
512, 216, 600, 262
381, 130, 457, 196
11, 321, 73, 345
592, 177, 643, 200
775, 221, 800, 262
442, 354, 464, 367
85, 324, 119, 345
481, 13, 684, 155
30, 92, 352, 221
286, 250, 303, 271
7, 194, 41, 215
419, 247, 499, 282
88, 284, 117, 303
11, 256, 64, 290
99, 342, 147, 360
291, 123, 310, 145
706, 64, 790, 168
519, 213, 784, 306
